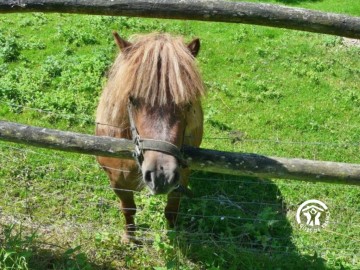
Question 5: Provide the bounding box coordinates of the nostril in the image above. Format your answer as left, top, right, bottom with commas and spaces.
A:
144, 171, 152, 183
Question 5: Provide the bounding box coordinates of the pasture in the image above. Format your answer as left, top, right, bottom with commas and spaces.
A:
0, 0, 360, 269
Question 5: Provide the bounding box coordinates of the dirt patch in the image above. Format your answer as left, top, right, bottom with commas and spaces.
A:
342, 37, 360, 47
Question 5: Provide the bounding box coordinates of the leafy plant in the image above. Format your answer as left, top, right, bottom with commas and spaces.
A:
0, 225, 33, 270
0, 33, 21, 62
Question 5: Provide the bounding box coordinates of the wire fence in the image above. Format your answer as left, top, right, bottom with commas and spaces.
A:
1, 101, 360, 267
2, 100, 360, 148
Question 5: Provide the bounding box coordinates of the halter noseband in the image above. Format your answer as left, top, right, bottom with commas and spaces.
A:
127, 100, 188, 169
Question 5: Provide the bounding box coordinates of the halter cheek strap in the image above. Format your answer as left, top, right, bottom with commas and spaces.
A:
127, 100, 188, 168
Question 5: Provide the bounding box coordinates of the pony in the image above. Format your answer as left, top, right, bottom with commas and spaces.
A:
95, 31, 205, 243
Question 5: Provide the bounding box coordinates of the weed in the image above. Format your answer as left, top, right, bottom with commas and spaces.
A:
0, 225, 33, 270
323, 36, 342, 47
57, 27, 99, 47
232, 29, 248, 43
0, 34, 21, 62
42, 56, 63, 78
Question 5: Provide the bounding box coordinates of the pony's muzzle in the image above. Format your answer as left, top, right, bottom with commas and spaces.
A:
142, 152, 180, 195
143, 168, 180, 195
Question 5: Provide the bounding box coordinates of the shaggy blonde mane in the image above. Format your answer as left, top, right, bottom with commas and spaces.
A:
96, 33, 205, 129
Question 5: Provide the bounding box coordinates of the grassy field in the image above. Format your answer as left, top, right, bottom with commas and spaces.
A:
0, 0, 360, 269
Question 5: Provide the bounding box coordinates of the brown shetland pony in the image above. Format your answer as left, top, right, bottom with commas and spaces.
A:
95, 32, 205, 242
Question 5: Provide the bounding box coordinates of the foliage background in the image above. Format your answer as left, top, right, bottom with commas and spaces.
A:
0, 0, 359, 269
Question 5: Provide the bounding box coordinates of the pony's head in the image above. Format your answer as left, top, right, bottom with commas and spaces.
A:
109, 32, 204, 194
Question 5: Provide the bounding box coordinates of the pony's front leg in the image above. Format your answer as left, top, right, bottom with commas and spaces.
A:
99, 157, 140, 244
113, 188, 138, 243
164, 168, 190, 228
165, 191, 182, 228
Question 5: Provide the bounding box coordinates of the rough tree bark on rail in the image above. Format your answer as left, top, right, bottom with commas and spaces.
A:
1, 121, 360, 185
0, 0, 360, 39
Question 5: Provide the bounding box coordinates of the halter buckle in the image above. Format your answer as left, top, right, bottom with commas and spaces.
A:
133, 135, 144, 165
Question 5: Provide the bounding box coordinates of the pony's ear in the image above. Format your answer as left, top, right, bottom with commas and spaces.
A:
113, 31, 132, 50
187, 38, 200, 57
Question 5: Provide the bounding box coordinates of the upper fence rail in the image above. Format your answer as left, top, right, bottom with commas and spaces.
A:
0, 0, 360, 39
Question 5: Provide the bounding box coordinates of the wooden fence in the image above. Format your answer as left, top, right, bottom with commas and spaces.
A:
1, 121, 360, 185
0, 0, 360, 39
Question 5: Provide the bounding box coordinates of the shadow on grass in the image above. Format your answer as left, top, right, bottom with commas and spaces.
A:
173, 171, 327, 269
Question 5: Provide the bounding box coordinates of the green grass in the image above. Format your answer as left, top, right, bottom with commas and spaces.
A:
0, 0, 360, 269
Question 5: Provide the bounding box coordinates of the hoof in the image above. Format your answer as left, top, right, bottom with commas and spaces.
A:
121, 233, 142, 246
167, 220, 175, 229
165, 213, 178, 229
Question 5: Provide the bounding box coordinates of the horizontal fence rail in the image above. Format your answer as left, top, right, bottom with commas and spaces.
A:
0, 0, 360, 39
1, 120, 360, 185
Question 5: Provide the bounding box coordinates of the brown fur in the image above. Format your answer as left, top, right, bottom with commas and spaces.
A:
95, 32, 205, 242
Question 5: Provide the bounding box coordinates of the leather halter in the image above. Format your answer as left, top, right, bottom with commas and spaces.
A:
127, 99, 193, 197
127, 100, 188, 168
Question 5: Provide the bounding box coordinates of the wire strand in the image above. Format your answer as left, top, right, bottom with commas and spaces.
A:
2, 100, 360, 147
